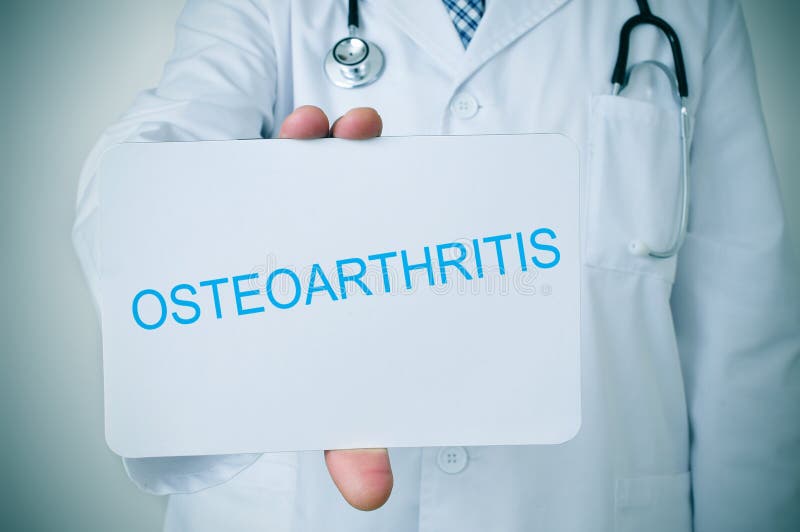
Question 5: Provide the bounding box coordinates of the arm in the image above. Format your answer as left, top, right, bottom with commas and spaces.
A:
74, 0, 277, 307
74, 0, 276, 495
671, 2, 800, 530
74, 0, 393, 505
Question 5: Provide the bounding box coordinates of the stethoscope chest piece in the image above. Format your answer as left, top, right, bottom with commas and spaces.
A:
325, 35, 385, 89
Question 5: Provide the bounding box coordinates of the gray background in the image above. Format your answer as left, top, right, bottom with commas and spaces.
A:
1, 1, 797, 530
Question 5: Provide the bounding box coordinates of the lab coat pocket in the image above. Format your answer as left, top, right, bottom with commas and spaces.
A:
586, 95, 682, 283
614, 472, 692, 532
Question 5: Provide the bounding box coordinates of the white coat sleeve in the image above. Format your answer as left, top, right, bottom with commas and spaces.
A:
671, 2, 800, 530
73, 0, 278, 495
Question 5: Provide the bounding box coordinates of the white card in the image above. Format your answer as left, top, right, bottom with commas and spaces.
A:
97, 134, 581, 458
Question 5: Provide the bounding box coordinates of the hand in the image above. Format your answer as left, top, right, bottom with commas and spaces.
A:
278, 105, 393, 511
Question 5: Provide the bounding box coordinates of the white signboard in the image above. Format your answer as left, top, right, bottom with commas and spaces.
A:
97, 134, 581, 458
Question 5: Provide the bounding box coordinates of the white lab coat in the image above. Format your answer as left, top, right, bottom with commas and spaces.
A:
72, 0, 800, 530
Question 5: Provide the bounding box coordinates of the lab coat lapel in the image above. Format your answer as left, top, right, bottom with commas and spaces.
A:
368, 0, 467, 77
456, 0, 573, 83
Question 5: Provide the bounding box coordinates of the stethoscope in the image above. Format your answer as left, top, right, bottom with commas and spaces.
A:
613, 0, 691, 259
324, 0, 385, 89
325, 0, 690, 259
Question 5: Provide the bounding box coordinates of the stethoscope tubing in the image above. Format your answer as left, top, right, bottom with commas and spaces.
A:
326, 0, 691, 260
612, 0, 691, 259
613, 13, 689, 98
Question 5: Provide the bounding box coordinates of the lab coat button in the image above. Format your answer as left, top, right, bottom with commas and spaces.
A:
450, 93, 479, 119
437, 446, 469, 474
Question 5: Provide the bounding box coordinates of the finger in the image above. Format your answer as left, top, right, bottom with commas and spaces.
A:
283, 106, 388, 512
330, 107, 383, 139
278, 105, 330, 139
324, 448, 393, 511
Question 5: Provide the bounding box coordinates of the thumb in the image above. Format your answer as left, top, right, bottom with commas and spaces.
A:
324, 448, 393, 511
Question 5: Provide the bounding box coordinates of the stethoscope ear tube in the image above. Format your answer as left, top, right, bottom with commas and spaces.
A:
624, 99, 691, 260
616, 59, 691, 260
613, 2, 691, 260
612, 14, 689, 99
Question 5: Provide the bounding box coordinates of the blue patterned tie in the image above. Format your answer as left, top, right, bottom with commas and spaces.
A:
441, 0, 485, 48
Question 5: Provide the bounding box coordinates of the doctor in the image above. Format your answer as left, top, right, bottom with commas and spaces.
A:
73, 0, 800, 531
